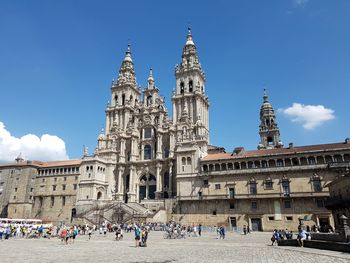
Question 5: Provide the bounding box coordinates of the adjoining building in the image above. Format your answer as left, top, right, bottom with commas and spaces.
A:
0, 29, 349, 230
325, 172, 350, 230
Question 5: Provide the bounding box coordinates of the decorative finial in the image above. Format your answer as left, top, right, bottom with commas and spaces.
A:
185, 26, 194, 46
148, 67, 154, 88
263, 88, 268, 103
124, 42, 133, 62
83, 145, 88, 157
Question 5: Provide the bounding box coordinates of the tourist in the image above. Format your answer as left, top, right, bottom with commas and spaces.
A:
297, 227, 307, 247
134, 224, 141, 247
60, 227, 67, 244
219, 226, 225, 239
271, 229, 280, 246
243, 225, 247, 235
198, 224, 202, 237
88, 226, 92, 240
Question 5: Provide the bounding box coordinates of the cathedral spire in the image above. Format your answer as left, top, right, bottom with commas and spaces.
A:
115, 44, 137, 87
147, 67, 154, 89
258, 89, 283, 149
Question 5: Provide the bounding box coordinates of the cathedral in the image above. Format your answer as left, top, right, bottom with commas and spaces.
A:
0, 29, 349, 231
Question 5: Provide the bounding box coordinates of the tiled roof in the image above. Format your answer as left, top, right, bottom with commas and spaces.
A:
202, 142, 350, 161
38, 160, 81, 168
0, 160, 81, 168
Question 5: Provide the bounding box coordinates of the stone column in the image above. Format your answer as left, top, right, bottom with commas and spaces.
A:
155, 163, 162, 199
128, 165, 136, 202
169, 161, 173, 197
116, 166, 124, 201
169, 132, 175, 158
145, 174, 149, 200
156, 134, 163, 159
105, 111, 110, 135
130, 137, 138, 161
119, 138, 126, 163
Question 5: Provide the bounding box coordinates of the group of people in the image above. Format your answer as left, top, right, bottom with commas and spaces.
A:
0, 223, 53, 240
271, 227, 312, 247
163, 222, 204, 239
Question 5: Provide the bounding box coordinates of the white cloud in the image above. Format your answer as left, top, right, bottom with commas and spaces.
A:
280, 103, 335, 130
294, 0, 309, 7
0, 121, 69, 163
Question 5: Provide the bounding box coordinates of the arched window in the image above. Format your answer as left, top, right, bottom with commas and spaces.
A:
97, 191, 102, 200
182, 157, 186, 165
180, 82, 184, 94
267, 136, 273, 145
164, 147, 169, 158
144, 127, 152, 139
187, 157, 192, 165
130, 95, 133, 105
114, 95, 118, 105
147, 95, 152, 106
189, 80, 193, 92
122, 94, 125, 105
144, 144, 152, 160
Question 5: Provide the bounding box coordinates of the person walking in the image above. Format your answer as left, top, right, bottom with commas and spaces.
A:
198, 224, 202, 237
134, 224, 141, 247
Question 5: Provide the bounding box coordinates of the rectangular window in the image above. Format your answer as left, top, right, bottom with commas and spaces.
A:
265, 180, 273, 189
286, 216, 293, 221
229, 201, 235, 209
212, 210, 217, 215
50, 196, 54, 206
30, 188, 33, 192
215, 184, 221, 190
198, 191, 202, 199
268, 216, 275, 221
229, 188, 235, 199
284, 200, 291, 209
73, 184, 77, 190
313, 180, 322, 192
203, 180, 209, 187
316, 199, 325, 208
14, 188, 17, 192
251, 201, 257, 209
282, 180, 290, 196
53, 185, 56, 191
249, 182, 257, 195
144, 127, 152, 138
62, 196, 66, 206
62, 184, 66, 191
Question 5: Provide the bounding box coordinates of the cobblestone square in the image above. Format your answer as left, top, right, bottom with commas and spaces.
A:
0, 231, 349, 263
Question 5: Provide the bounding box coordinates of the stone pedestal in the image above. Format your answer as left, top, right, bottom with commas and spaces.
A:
127, 192, 136, 203
339, 215, 350, 241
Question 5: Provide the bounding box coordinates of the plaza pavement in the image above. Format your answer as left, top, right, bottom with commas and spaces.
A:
0, 231, 349, 263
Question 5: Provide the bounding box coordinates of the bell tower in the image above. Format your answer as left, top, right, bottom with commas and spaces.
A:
172, 28, 209, 148
258, 89, 283, 149
172, 28, 209, 188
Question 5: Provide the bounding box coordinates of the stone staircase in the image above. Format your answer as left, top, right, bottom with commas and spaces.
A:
74, 201, 151, 225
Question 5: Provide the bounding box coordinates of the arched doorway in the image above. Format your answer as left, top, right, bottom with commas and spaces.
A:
138, 174, 156, 201
71, 208, 76, 222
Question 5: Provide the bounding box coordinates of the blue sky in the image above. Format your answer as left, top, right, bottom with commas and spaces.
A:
0, 0, 349, 162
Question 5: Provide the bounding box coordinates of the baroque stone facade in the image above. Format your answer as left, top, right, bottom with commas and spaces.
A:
0, 29, 349, 230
